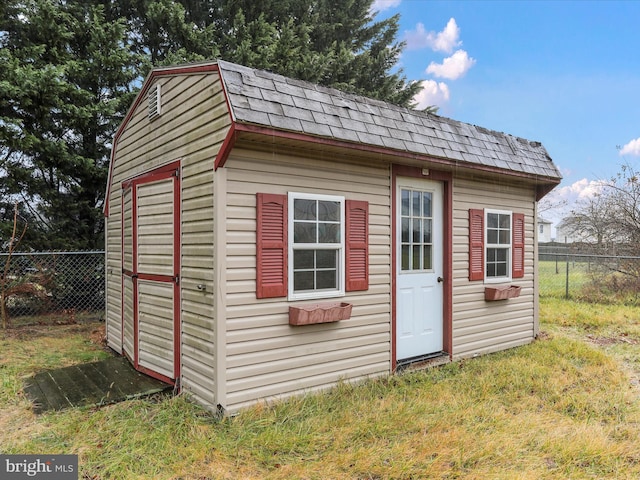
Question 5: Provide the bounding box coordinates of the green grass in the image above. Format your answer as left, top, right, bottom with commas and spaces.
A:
539, 259, 640, 305
538, 260, 592, 298
2, 300, 640, 479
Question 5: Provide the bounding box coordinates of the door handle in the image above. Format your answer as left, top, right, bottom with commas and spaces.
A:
437, 276, 444, 283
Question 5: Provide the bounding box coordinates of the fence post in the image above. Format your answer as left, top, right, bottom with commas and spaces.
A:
565, 251, 570, 299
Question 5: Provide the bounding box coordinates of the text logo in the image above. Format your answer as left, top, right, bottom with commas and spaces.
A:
0, 455, 78, 480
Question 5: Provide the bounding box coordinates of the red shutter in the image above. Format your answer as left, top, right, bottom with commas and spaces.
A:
346, 200, 369, 291
256, 193, 288, 298
512, 213, 525, 278
469, 208, 484, 281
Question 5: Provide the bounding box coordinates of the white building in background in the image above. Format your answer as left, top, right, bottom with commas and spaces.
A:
555, 217, 595, 244
537, 217, 553, 243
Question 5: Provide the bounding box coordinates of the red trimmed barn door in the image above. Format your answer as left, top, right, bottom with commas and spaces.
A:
121, 163, 180, 384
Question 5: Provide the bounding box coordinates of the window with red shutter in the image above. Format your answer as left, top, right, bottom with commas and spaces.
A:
346, 200, 369, 291
469, 208, 526, 283
256, 193, 288, 298
256, 192, 370, 300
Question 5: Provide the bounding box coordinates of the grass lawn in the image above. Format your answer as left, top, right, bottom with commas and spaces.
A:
2, 299, 640, 479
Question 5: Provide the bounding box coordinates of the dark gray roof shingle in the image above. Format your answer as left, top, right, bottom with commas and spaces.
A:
218, 60, 562, 180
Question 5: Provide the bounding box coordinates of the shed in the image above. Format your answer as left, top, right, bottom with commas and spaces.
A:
104, 60, 562, 415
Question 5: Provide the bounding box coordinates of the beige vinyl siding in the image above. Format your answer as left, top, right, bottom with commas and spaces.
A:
451, 175, 537, 359
105, 194, 123, 352
137, 280, 174, 378
105, 71, 231, 409
221, 148, 391, 413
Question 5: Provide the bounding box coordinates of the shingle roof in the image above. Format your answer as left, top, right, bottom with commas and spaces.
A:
217, 60, 562, 181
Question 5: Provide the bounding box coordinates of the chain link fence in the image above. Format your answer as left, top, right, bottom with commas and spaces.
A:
2, 247, 638, 325
539, 245, 640, 303
0, 251, 105, 325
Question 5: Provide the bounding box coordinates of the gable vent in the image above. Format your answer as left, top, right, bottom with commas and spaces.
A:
148, 83, 161, 120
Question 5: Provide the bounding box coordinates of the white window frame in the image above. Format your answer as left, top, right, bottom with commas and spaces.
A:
485, 209, 512, 283
288, 192, 345, 300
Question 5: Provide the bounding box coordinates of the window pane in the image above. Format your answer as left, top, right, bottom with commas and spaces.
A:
487, 213, 498, 228
294, 222, 316, 243
486, 263, 496, 277
496, 263, 507, 277
318, 223, 340, 243
401, 190, 410, 216
401, 218, 410, 243
402, 245, 410, 271
294, 199, 316, 220
316, 250, 337, 268
499, 214, 510, 228
412, 245, 421, 270
487, 248, 496, 262
316, 270, 337, 289
318, 201, 340, 222
423, 192, 432, 217
412, 191, 421, 216
487, 230, 498, 244
498, 230, 509, 244
423, 219, 432, 243
412, 218, 421, 243
294, 250, 314, 269
294, 271, 314, 291
423, 245, 432, 270
496, 248, 507, 261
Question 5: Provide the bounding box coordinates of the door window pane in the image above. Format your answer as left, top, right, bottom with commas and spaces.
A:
423, 245, 432, 270
400, 188, 435, 272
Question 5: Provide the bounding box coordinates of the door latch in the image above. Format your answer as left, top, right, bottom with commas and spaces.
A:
437, 276, 444, 283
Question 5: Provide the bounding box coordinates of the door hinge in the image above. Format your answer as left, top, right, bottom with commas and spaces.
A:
174, 275, 180, 285
174, 168, 180, 178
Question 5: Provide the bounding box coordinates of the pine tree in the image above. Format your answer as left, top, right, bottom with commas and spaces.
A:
1, 0, 425, 250
0, 0, 139, 249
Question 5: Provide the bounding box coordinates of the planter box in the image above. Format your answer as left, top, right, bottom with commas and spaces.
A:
485, 285, 521, 301
289, 302, 353, 326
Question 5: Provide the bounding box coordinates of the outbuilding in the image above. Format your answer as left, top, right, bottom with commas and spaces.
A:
104, 60, 562, 415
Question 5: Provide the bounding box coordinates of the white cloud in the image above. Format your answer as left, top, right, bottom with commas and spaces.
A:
413, 80, 450, 109
426, 49, 476, 80
619, 138, 640, 156
540, 178, 605, 227
405, 18, 461, 53
370, 0, 401, 12
556, 178, 604, 200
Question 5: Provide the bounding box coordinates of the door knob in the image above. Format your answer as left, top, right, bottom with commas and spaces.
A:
437, 276, 444, 283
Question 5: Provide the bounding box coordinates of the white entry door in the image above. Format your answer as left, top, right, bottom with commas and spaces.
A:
396, 178, 444, 361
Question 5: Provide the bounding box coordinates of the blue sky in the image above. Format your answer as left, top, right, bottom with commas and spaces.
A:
372, 0, 640, 226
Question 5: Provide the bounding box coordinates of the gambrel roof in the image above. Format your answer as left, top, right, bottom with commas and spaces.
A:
216, 60, 562, 181
105, 60, 561, 215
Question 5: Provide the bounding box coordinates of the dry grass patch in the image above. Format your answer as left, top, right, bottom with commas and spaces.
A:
2, 302, 640, 478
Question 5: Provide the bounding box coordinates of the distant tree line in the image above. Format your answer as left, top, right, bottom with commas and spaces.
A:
0, 0, 424, 250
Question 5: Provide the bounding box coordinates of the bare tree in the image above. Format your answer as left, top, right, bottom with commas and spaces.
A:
1, 202, 27, 329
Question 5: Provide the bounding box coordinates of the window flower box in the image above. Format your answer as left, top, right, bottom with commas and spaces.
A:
484, 285, 521, 301
289, 302, 353, 326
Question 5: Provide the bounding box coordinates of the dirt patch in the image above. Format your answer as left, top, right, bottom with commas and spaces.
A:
536, 331, 553, 341
2, 320, 106, 346
586, 333, 639, 346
